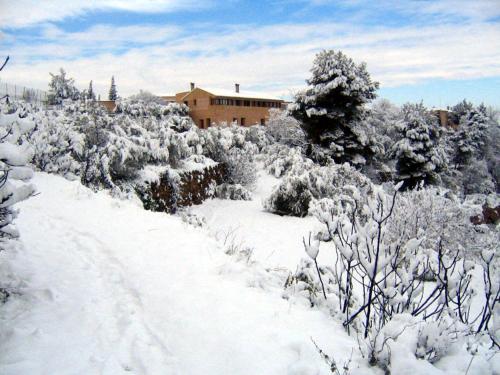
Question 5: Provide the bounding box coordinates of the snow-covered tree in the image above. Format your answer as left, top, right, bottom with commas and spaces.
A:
108, 76, 117, 101
290, 50, 379, 164
47, 68, 80, 105
86, 80, 96, 101
128, 90, 165, 105
448, 99, 474, 126
452, 107, 489, 168
392, 103, 446, 189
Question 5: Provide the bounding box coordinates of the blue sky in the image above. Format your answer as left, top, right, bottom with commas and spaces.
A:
1, 0, 499, 107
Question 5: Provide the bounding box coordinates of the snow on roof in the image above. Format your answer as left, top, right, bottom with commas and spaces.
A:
191, 87, 284, 101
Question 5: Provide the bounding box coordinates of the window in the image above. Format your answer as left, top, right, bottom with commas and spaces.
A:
233, 117, 237, 124
194, 99, 197, 106
184, 101, 188, 106
241, 117, 245, 126
199, 119, 204, 128
206, 118, 211, 127
260, 118, 265, 125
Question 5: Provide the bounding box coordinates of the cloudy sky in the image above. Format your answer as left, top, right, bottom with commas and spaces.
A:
1, 0, 499, 106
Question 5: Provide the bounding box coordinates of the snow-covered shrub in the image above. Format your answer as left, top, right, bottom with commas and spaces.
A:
266, 108, 305, 147
0, 84, 36, 302
244, 125, 272, 150
387, 186, 476, 259
264, 173, 312, 216
215, 183, 252, 201
262, 143, 312, 178
115, 99, 191, 124
361, 99, 401, 182
284, 258, 340, 313
0, 106, 36, 240
301, 181, 499, 369
178, 209, 206, 228
222, 147, 257, 188
264, 162, 373, 217
198, 125, 258, 189
27, 108, 84, 178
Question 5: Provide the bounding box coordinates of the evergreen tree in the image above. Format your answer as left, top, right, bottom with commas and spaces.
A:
290, 50, 379, 164
452, 107, 489, 168
87, 80, 96, 101
47, 68, 80, 105
108, 76, 117, 101
392, 103, 446, 189
448, 99, 474, 126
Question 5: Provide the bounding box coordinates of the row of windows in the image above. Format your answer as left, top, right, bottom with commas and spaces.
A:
210, 98, 280, 108
199, 117, 266, 128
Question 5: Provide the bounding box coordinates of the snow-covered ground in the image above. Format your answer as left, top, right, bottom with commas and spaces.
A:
1, 171, 495, 375
1, 172, 363, 375
192, 169, 321, 270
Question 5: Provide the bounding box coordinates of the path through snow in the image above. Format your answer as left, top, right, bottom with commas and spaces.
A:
1, 173, 361, 375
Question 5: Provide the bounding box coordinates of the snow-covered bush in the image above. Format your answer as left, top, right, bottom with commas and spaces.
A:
264, 162, 373, 217
262, 143, 313, 178
215, 183, 252, 201
220, 147, 257, 188
28, 109, 83, 178
284, 258, 340, 312
266, 108, 305, 147
301, 181, 499, 370
361, 99, 401, 182
0, 106, 36, 240
0, 59, 36, 302
198, 125, 259, 189
387, 186, 476, 259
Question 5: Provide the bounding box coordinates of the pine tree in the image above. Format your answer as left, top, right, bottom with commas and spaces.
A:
448, 99, 474, 126
392, 103, 446, 189
452, 107, 489, 168
290, 50, 379, 164
47, 68, 80, 105
108, 76, 117, 101
87, 80, 96, 101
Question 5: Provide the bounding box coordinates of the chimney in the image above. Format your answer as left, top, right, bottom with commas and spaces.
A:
190, 82, 195, 91
235, 83, 240, 93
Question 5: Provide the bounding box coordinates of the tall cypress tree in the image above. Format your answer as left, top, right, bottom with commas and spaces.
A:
108, 76, 117, 101
87, 80, 96, 101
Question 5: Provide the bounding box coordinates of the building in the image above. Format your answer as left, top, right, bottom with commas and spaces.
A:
173, 83, 284, 128
432, 108, 456, 128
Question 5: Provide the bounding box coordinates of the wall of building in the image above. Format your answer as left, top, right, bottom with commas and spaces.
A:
98, 100, 116, 112
177, 89, 280, 128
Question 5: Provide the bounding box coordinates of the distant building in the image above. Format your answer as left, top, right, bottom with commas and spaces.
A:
172, 83, 284, 128
98, 100, 116, 112
432, 108, 456, 128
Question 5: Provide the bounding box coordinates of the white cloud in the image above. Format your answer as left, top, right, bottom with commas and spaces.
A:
0, 0, 207, 28
1, 20, 499, 100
